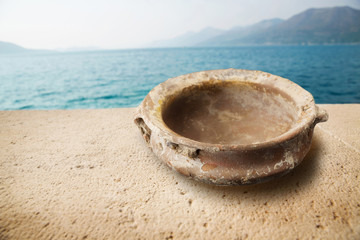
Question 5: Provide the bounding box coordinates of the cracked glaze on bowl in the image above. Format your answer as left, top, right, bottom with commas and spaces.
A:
134, 69, 328, 185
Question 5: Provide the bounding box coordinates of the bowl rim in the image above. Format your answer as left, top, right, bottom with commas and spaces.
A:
138, 68, 318, 151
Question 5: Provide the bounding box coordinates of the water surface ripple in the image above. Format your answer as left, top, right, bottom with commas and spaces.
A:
0, 45, 359, 110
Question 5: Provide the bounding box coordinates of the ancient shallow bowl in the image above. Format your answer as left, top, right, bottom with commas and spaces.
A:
134, 69, 328, 185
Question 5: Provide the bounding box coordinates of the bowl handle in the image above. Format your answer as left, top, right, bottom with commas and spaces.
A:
134, 107, 152, 144
315, 105, 329, 124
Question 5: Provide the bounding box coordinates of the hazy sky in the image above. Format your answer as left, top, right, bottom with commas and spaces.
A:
1, 0, 359, 49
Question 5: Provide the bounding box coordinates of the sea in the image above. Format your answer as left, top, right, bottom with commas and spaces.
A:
0, 45, 359, 110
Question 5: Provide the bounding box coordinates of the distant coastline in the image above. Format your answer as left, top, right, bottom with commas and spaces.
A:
1, 6, 360, 53
1, 42, 360, 55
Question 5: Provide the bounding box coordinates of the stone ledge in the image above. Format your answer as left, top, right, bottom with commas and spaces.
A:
0, 104, 359, 239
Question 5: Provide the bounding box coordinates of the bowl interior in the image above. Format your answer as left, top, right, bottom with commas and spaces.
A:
162, 81, 298, 145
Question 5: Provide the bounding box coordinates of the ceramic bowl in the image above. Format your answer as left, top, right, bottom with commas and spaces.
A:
134, 69, 328, 185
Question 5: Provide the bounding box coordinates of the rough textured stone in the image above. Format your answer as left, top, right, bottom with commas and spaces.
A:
0, 105, 359, 239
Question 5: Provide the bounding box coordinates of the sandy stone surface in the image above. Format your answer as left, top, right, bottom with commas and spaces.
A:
0, 104, 359, 239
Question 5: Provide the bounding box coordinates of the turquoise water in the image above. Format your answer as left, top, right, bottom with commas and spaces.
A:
0, 45, 359, 110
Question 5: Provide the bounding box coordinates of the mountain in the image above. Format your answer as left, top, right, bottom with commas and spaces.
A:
198, 18, 284, 46
0, 41, 55, 54
148, 27, 225, 47
0, 41, 29, 53
150, 6, 360, 47
237, 6, 360, 45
